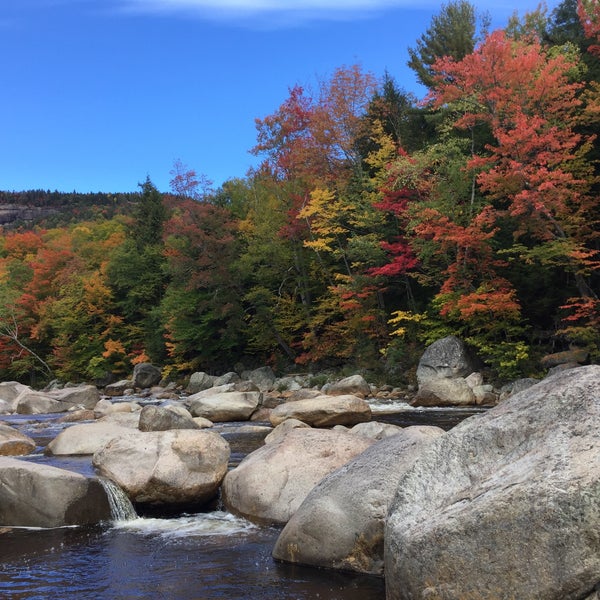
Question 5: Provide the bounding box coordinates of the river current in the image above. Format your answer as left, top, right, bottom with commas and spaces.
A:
0, 401, 484, 599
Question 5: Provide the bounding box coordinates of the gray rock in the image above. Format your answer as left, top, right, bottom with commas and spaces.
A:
269, 394, 372, 427
222, 428, 374, 524
48, 384, 100, 409
412, 376, 476, 406
242, 366, 277, 391
0, 457, 111, 527
104, 379, 134, 396
385, 365, 600, 600
324, 374, 372, 398
273, 426, 444, 574
213, 372, 241, 386
132, 363, 162, 389
92, 429, 230, 506
541, 347, 589, 368
15, 390, 71, 414
264, 418, 311, 444
349, 421, 405, 440
186, 371, 216, 394
188, 391, 261, 422
93, 399, 141, 418
138, 404, 199, 432
416, 335, 478, 386
0, 423, 36, 456
0, 382, 31, 410
46, 421, 134, 455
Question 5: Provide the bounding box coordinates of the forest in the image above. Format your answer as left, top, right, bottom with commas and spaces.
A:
0, 0, 598, 386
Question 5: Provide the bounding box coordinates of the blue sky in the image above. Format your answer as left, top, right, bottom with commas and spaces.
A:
2, 0, 559, 194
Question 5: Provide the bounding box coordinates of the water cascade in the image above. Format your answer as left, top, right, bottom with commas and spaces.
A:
98, 477, 137, 521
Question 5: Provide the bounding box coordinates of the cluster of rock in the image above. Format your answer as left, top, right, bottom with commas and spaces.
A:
0, 336, 598, 599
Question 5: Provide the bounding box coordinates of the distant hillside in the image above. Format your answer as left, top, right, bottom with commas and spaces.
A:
0, 190, 141, 228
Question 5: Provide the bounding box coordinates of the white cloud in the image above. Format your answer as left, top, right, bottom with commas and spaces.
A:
114, 0, 430, 24
110, 0, 551, 28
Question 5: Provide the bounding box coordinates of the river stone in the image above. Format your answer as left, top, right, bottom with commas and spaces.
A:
412, 376, 476, 406
242, 366, 277, 392
269, 394, 372, 427
324, 374, 371, 398
46, 421, 134, 455
138, 404, 199, 431
15, 390, 72, 414
47, 384, 100, 409
264, 418, 311, 444
132, 363, 162, 389
104, 379, 134, 396
0, 382, 31, 411
188, 391, 261, 422
0, 400, 13, 414
349, 421, 404, 440
186, 371, 216, 394
416, 335, 479, 386
92, 429, 230, 506
213, 372, 241, 386
0, 423, 36, 456
222, 428, 374, 524
98, 412, 141, 428
385, 365, 600, 600
273, 426, 444, 574
94, 399, 141, 418
0, 457, 111, 527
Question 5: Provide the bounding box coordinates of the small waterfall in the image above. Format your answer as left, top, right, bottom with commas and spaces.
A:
98, 477, 137, 522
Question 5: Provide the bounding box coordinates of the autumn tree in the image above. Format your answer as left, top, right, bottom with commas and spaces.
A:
420, 28, 600, 370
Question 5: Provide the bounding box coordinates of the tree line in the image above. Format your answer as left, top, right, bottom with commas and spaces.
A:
0, 0, 598, 385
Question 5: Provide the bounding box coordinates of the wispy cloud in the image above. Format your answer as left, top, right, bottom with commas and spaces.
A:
112, 0, 437, 26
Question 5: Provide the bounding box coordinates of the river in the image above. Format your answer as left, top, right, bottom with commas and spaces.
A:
0, 401, 485, 599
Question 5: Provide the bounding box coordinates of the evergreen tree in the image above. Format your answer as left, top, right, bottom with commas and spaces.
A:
407, 0, 482, 90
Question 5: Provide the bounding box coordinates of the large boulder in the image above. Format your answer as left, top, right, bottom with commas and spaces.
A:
0, 423, 36, 456
241, 366, 277, 391
0, 457, 111, 527
269, 394, 371, 427
138, 404, 199, 431
0, 382, 31, 411
222, 428, 374, 524
273, 426, 444, 574
93, 398, 141, 418
104, 379, 133, 396
47, 384, 100, 409
188, 391, 261, 422
92, 429, 230, 506
412, 376, 476, 406
385, 365, 600, 600
416, 335, 478, 384
414, 336, 479, 406
324, 374, 371, 398
45, 421, 134, 455
186, 371, 216, 394
132, 362, 162, 389
15, 390, 72, 414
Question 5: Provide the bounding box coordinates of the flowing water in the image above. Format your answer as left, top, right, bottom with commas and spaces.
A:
0, 402, 483, 599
